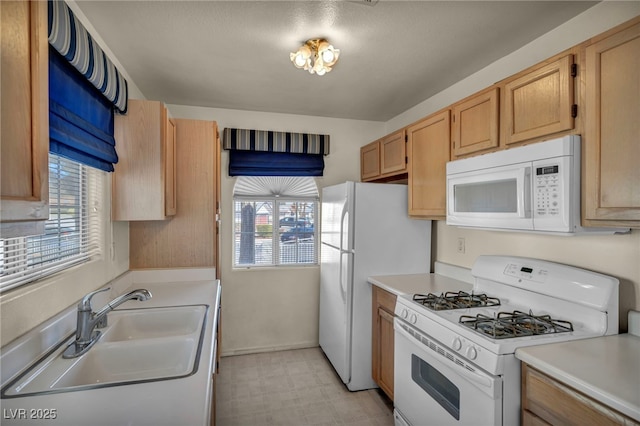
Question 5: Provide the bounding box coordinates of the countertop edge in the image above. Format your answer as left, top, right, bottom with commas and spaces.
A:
515, 335, 640, 422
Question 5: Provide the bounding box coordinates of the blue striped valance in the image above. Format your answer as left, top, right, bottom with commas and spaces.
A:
48, 0, 128, 113
223, 128, 330, 155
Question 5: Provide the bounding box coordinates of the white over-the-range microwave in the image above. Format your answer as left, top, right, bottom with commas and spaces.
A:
446, 135, 628, 235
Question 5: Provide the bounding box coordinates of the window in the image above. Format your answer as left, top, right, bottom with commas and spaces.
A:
0, 154, 103, 292
233, 177, 319, 267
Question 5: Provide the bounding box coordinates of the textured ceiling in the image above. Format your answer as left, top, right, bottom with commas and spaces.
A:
76, 1, 598, 121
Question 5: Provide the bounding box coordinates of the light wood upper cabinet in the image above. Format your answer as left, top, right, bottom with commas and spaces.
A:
0, 1, 49, 237
380, 130, 407, 176
372, 285, 396, 401
361, 129, 407, 182
360, 140, 380, 181
584, 18, 640, 226
113, 99, 177, 221
407, 110, 451, 218
130, 119, 218, 269
452, 87, 499, 158
502, 54, 575, 146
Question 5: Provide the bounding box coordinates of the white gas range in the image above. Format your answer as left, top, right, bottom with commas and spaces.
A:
393, 255, 619, 426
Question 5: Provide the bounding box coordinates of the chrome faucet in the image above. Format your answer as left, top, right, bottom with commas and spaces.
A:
63, 287, 152, 358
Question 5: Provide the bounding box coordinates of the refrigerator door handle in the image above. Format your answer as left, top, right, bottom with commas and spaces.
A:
339, 251, 350, 303
339, 197, 349, 252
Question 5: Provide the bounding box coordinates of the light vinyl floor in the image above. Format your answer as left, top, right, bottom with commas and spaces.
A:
216, 347, 394, 426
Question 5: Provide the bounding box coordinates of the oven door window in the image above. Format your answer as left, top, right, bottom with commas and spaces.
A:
412, 354, 460, 420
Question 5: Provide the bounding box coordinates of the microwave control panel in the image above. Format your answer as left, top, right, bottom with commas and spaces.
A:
534, 164, 560, 216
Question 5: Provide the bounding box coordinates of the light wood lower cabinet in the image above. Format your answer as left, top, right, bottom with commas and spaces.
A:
521, 363, 638, 426
0, 1, 49, 237
584, 18, 640, 226
372, 286, 397, 401
407, 110, 450, 219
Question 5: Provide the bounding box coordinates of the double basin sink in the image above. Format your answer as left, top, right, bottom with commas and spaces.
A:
2, 304, 208, 397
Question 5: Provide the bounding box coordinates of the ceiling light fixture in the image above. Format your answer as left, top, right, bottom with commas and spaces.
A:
290, 38, 340, 76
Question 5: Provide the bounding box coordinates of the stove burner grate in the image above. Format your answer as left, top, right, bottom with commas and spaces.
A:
459, 310, 574, 339
413, 291, 501, 311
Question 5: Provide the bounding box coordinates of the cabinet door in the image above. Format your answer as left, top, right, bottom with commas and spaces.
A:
113, 100, 177, 220
380, 130, 407, 175
0, 1, 49, 237
584, 20, 640, 224
361, 141, 380, 181
372, 286, 396, 401
522, 364, 636, 425
502, 55, 574, 145
407, 110, 451, 218
377, 307, 395, 400
452, 87, 499, 158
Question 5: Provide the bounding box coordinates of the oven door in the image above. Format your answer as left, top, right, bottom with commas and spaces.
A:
446, 162, 532, 231
394, 320, 502, 426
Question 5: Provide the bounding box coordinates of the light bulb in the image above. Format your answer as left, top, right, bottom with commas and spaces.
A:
321, 49, 334, 63
294, 53, 307, 67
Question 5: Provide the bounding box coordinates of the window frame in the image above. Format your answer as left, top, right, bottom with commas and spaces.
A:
232, 195, 319, 268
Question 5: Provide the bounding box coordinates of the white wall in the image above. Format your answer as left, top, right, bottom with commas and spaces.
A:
168, 104, 384, 354
386, 1, 640, 331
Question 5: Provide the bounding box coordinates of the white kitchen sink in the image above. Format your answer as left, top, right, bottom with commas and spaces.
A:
1, 305, 208, 397
101, 305, 205, 342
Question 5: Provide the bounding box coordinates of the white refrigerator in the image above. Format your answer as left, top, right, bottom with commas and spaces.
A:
319, 181, 431, 391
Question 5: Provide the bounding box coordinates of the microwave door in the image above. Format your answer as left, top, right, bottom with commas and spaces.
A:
447, 164, 533, 230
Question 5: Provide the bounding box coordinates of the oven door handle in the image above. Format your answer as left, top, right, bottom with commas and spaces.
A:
395, 320, 498, 395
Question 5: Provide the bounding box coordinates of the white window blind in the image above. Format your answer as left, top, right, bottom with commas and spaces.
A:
0, 154, 103, 292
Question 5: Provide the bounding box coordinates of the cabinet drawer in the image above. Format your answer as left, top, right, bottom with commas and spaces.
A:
374, 286, 397, 314
522, 364, 637, 426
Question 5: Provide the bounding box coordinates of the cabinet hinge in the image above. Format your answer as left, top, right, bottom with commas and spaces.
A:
405, 156, 408, 164
571, 104, 578, 118
405, 135, 408, 143
452, 114, 456, 123
571, 63, 578, 78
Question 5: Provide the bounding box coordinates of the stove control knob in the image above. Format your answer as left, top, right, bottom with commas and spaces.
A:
466, 346, 478, 360
452, 338, 462, 351
409, 314, 417, 324
401, 309, 408, 319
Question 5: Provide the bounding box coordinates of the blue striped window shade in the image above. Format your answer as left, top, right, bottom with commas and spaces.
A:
223, 128, 330, 177
48, 0, 128, 113
48, 0, 127, 172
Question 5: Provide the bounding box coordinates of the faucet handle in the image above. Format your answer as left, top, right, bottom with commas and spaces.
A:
78, 287, 111, 311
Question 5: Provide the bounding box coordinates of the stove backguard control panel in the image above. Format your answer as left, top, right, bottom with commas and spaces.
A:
503, 263, 548, 283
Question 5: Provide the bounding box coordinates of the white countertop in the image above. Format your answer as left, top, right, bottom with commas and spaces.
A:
516, 332, 640, 421
368, 273, 473, 297
1, 270, 220, 426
